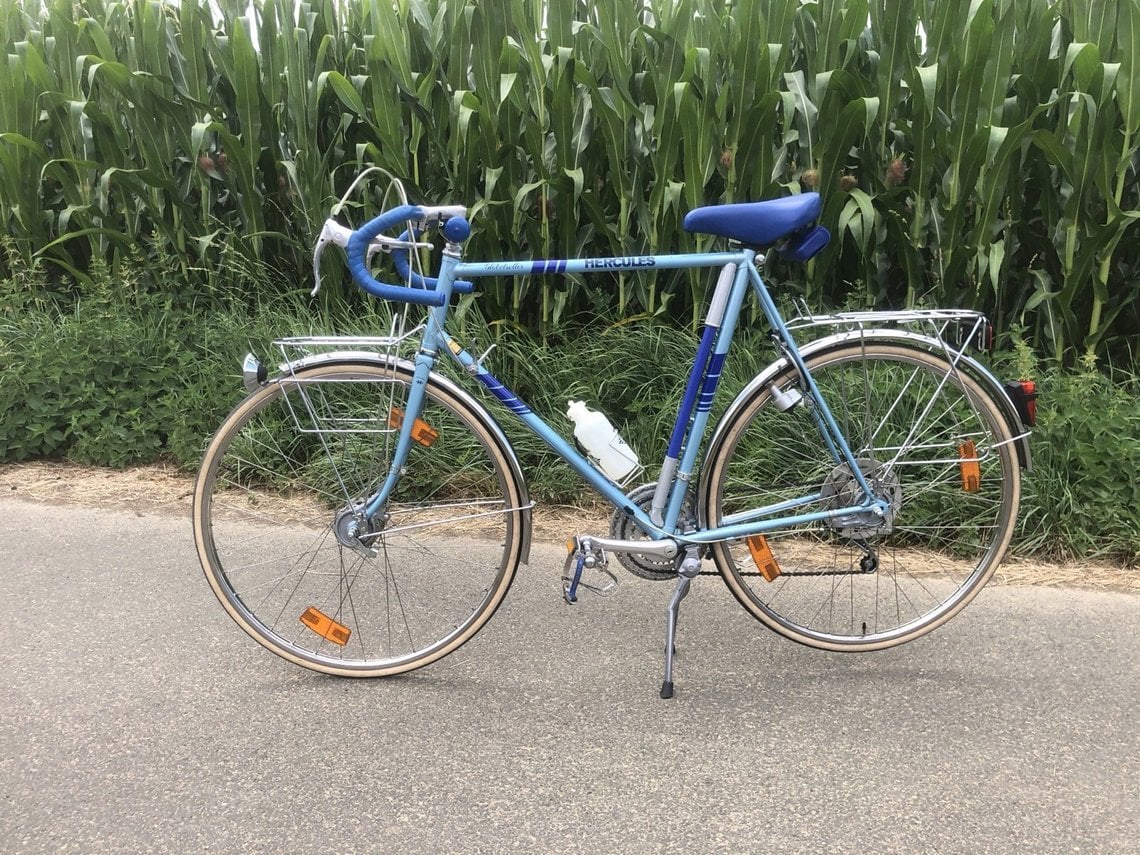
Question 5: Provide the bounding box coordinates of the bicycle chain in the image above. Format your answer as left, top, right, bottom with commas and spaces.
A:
712, 547, 879, 577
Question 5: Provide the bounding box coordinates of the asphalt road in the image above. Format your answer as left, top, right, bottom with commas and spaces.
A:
2, 497, 1137, 853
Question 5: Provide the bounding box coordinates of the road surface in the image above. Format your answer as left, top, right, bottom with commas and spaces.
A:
2, 498, 1136, 853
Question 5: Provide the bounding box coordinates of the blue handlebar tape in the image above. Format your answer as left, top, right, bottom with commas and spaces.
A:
392, 231, 474, 294
346, 205, 446, 307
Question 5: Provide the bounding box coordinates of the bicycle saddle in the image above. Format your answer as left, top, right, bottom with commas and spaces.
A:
683, 192, 821, 246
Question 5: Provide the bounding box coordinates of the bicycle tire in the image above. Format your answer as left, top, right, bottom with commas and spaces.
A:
193, 359, 528, 676
701, 342, 1020, 651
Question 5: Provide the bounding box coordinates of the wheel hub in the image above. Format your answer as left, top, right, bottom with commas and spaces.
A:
820, 458, 901, 539
334, 505, 383, 554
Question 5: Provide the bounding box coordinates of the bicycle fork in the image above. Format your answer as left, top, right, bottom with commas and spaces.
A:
360, 351, 436, 520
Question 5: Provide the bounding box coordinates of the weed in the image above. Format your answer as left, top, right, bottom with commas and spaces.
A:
2, 249, 1138, 564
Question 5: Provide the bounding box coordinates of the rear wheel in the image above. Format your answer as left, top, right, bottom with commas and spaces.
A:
702, 343, 1020, 650
193, 360, 527, 676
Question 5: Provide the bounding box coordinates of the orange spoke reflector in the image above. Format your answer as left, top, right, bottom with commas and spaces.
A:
958, 440, 981, 492
746, 535, 781, 582
388, 406, 439, 447
300, 607, 351, 646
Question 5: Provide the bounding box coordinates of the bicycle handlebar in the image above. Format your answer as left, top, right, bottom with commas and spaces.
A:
344, 205, 475, 305
347, 205, 447, 306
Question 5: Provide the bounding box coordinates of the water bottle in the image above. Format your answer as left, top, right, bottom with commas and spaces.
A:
566, 400, 640, 482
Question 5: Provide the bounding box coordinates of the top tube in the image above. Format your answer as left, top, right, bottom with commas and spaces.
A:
454, 251, 749, 279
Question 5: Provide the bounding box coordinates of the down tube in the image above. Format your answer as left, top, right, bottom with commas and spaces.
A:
437, 335, 663, 535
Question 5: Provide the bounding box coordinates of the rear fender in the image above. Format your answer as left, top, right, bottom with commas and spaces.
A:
701, 330, 1032, 504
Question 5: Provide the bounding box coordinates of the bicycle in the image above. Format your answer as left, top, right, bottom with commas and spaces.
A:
192, 173, 1036, 698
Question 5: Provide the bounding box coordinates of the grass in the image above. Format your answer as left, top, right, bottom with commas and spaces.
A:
1013, 368, 1140, 564
1, 248, 1138, 566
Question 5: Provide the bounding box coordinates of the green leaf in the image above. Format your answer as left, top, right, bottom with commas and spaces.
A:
321, 71, 368, 118
0, 133, 49, 160
1118, 0, 1140, 133
838, 188, 876, 253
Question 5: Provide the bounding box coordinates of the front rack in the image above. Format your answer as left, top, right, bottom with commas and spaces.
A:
273, 313, 423, 360
272, 317, 425, 436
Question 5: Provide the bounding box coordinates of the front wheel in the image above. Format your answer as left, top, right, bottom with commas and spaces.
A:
702, 342, 1020, 651
193, 360, 529, 676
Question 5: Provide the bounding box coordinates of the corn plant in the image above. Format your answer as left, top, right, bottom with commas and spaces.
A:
1, 0, 1137, 359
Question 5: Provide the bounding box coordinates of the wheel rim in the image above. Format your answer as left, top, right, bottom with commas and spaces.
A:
194, 363, 523, 675
707, 345, 1019, 650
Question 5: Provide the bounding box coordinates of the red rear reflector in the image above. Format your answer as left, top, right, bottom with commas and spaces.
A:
1004, 380, 1038, 428
1019, 380, 1037, 426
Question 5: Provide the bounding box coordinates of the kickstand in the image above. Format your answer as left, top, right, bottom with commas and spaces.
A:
659, 574, 692, 699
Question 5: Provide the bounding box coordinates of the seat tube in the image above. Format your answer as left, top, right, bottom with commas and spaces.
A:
662, 256, 753, 530
648, 262, 737, 526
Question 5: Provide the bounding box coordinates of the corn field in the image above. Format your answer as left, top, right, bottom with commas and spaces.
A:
1, 0, 1137, 359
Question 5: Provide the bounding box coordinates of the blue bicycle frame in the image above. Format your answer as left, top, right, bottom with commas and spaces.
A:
361, 244, 886, 547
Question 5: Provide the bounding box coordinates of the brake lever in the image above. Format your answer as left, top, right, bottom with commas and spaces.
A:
311, 218, 398, 297
311, 219, 353, 297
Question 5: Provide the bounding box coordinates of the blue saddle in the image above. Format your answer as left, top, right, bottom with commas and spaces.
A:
683, 193, 821, 246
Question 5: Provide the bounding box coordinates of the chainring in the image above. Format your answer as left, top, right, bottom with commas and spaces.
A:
608, 483, 693, 581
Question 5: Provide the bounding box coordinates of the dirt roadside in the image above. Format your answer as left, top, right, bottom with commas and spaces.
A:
2, 460, 1136, 594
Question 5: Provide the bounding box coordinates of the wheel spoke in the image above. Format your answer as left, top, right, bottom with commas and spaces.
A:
194, 362, 524, 676
708, 343, 1019, 649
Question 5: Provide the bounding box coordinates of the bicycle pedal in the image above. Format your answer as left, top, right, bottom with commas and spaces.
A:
561, 540, 618, 603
